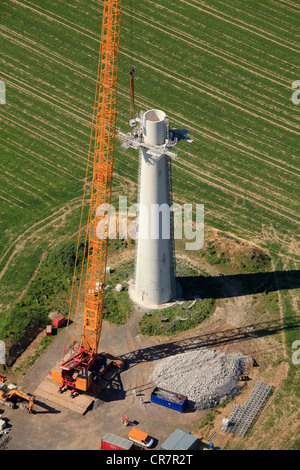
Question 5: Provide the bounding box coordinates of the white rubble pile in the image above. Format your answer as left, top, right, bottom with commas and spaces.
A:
150, 348, 249, 409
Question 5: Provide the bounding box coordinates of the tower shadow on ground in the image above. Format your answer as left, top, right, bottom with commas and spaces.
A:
121, 315, 300, 369
120, 269, 300, 369
177, 269, 300, 300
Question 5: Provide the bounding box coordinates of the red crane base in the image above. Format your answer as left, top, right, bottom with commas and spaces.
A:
51, 349, 122, 395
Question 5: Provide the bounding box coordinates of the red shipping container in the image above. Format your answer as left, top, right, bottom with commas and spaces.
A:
52, 314, 65, 328
101, 433, 134, 450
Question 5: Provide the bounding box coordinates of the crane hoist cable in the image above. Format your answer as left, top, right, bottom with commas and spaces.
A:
129, 0, 136, 124
129, 66, 135, 122
62, 39, 102, 362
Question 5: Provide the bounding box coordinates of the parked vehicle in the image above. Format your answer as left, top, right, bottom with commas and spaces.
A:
128, 428, 154, 448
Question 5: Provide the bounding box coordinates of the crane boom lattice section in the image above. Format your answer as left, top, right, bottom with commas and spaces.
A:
83, 0, 122, 354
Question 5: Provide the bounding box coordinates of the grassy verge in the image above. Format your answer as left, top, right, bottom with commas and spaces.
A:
0, 238, 86, 343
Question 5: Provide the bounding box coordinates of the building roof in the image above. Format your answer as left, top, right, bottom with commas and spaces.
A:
102, 433, 133, 450
160, 429, 198, 450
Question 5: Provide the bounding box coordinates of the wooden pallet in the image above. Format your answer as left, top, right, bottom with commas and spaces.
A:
34, 375, 95, 415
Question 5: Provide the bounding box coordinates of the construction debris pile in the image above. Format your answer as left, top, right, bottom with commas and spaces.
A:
150, 348, 249, 409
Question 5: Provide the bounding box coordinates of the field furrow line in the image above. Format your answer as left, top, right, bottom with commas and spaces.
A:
269, 0, 300, 13
0, 24, 96, 78
182, 151, 297, 207
139, 1, 298, 78
118, 88, 300, 178
0, 198, 83, 278
2, 89, 90, 149
4, 0, 296, 139
182, 0, 298, 51
5, 0, 294, 95
0, 187, 29, 206
177, 156, 299, 220
174, 192, 285, 243
0, 163, 54, 201
0, 138, 81, 182
123, 51, 299, 137
214, 0, 299, 35
9, 0, 98, 43
0, 171, 50, 205
123, 8, 293, 88
0, 193, 24, 209
9, 101, 89, 156
120, 94, 299, 227
0, 26, 96, 88
10, 0, 99, 38
2, 114, 87, 168
0, 70, 92, 127
175, 115, 299, 177
127, 88, 300, 177
174, 159, 299, 226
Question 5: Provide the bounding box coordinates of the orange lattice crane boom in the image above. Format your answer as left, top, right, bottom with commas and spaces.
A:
51, 0, 123, 394
82, 0, 122, 354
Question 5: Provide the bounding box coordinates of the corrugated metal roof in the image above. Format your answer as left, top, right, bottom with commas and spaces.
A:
102, 433, 133, 449
160, 429, 198, 450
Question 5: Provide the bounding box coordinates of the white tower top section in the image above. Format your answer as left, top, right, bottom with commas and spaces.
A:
143, 109, 166, 146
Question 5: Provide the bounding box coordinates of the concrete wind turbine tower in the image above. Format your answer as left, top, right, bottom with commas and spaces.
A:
119, 108, 192, 308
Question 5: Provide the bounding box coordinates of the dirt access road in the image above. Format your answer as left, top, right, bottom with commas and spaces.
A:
1, 306, 208, 450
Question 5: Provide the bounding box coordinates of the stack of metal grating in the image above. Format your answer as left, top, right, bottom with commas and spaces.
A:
223, 381, 273, 437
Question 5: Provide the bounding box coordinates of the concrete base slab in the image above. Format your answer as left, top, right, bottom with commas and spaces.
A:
128, 279, 182, 310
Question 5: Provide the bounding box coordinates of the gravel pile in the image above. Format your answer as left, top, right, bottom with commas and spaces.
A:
150, 348, 249, 409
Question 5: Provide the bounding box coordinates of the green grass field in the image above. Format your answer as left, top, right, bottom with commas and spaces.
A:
0, 1, 299, 311
0, 0, 299, 448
